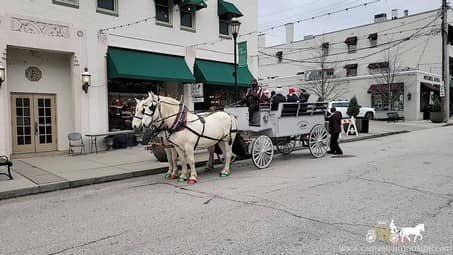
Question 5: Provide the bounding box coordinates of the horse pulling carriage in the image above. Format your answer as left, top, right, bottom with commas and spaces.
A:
224, 102, 330, 169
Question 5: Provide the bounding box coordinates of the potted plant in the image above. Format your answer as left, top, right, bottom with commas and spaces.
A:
346, 96, 361, 133
430, 96, 443, 123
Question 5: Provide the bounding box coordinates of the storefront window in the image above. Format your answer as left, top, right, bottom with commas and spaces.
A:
371, 89, 404, 111
107, 80, 184, 130
194, 85, 246, 111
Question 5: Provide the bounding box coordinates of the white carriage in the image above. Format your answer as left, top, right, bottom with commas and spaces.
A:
224, 102, 330, 169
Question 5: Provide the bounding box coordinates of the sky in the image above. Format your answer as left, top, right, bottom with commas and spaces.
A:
258, 0, 441, 46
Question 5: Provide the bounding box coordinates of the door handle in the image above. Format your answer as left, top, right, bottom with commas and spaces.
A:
35, 122, 38, 135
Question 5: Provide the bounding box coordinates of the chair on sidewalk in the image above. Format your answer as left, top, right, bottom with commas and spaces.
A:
68, 132, 86, 156
0, 155, 13, 180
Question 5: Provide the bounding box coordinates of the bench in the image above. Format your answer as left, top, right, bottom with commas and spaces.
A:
0, 155, 13, 180
386, 112, 404, 122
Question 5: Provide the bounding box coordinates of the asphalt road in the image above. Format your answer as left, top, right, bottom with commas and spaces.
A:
1, 127, 453, 255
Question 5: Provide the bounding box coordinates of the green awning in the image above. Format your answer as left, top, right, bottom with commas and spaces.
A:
194, 59, 253, 87
218, 0, 243, 17
107, 47, 195, 83
178, 0, 207, 10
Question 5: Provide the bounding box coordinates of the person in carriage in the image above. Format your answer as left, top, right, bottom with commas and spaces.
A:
271, 87, 286, 111
241, 78, 266, 122
286, 87, 299, 102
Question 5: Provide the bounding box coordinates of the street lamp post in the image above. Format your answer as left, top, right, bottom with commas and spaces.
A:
230, 19, 241, 101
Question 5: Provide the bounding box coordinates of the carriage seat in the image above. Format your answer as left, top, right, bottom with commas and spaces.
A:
280, 103, 327, 117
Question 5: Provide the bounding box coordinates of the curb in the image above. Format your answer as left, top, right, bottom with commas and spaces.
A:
0, 131, 410, 201
340, 130, 410, 143
0, 160, 211, 201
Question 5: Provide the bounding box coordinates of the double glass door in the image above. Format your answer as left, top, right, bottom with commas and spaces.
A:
11, 94, 57, 153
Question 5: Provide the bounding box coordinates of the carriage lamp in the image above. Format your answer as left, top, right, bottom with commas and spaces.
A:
0, 62, 5, 87
81, 67, 91, 93
407, 92, 412, 101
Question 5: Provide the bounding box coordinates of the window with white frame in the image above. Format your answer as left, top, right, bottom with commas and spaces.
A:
97, 0, 118, 16
53, 0, 79, 8
156, 0, 171, 25
180, 5, 195, 30
321, 42, 329, 56
219, 17, 230, 36
345, 36, 358, 53
368, 33, 378, 48
345, 64, 358, 77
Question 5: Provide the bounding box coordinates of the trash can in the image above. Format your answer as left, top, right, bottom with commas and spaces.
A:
360, 118, 369, 133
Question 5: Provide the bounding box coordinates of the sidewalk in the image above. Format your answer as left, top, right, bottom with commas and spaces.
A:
1, 120, 451, 200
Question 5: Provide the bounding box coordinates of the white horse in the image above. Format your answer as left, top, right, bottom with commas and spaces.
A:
142, 92, 238, 184
132, 98, 179, 179
400, 224, 424, 243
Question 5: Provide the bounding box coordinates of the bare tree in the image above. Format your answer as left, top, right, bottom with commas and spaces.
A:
372, 48, 402, 111
304, 44, 349, 102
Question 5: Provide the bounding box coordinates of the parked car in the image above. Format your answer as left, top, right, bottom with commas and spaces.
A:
328, 101, 375, 119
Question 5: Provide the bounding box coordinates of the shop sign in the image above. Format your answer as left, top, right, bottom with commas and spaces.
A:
238, 41, 248, 67
440, 81, 446, 97
192, 83, 204, 103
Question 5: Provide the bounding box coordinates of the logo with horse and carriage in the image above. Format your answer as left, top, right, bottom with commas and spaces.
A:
366, 219, 425, 245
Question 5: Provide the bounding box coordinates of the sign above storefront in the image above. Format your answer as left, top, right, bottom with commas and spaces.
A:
238, 41, 247, 68
192, 83, 204, 103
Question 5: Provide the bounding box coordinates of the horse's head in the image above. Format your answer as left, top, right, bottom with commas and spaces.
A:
418, 224, 425, 232
132, 98, 145, 130
142, 92, 162, 129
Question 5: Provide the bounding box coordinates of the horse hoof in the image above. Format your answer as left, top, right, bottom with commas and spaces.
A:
164, 173, 171, 180
178, 177, 187, 182
187, 179, 197, 185
169, 175, 178, 180
219, 172, 230, 178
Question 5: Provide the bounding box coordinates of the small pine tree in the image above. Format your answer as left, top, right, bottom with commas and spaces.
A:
347, 96, 360, 117
432, 96, 441, 112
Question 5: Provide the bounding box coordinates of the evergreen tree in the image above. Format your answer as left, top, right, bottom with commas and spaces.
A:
347, 96, 360, 117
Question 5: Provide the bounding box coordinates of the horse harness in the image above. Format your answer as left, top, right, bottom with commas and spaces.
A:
140, 96, 237, 150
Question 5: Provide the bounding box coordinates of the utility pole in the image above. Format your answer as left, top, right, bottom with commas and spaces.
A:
441, 0, 450, 122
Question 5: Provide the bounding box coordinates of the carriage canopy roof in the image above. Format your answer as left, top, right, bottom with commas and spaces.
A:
107, 47, 196, 83
194, 59, 253, 87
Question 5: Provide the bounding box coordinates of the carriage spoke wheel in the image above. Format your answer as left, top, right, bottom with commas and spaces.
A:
308, 125, 329, 158
277, 140, 296, 155
252, 135, 274, 169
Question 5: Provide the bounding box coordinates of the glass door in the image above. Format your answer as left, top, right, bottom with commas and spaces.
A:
11, 94, 57, 153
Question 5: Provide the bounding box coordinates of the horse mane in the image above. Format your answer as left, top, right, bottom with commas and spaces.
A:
158, 95, 180, 105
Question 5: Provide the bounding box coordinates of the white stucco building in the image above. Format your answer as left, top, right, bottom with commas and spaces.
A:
0, 0, 258, 156
259, 9, 453, 121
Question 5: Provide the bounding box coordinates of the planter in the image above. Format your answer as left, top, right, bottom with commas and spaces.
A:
430, 112, 443, 123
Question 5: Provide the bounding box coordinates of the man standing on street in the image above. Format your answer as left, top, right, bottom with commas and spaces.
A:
326, 107, 343, 155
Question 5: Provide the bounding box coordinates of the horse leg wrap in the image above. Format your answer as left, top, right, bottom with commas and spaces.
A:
178, 176, 187, 182
219, 172, 230, 178
164, 173, 171, 180
187, 178, 197, 185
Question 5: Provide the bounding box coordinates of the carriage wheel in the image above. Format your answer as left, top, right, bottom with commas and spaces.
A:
308, 125, 329, 158
277, 140, 296, 155
251, 135, 274, 169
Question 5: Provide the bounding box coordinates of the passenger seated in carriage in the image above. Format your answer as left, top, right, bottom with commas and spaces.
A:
299, 88, 310, 103
286, 87, 299, 102
240, 78, 266, 122
271, 87, 286, 111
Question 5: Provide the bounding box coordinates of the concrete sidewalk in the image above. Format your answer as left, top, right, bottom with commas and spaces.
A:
0, 120, 449, 200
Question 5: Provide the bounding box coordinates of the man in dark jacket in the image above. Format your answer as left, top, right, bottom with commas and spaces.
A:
326, 107, 343, 155
241, 79, 265, 122
299, 88, 310, 103
271, 87, 286, 110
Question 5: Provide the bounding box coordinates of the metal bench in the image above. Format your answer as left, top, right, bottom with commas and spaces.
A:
386, 112, 404, 122
0, 155, 13, 180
